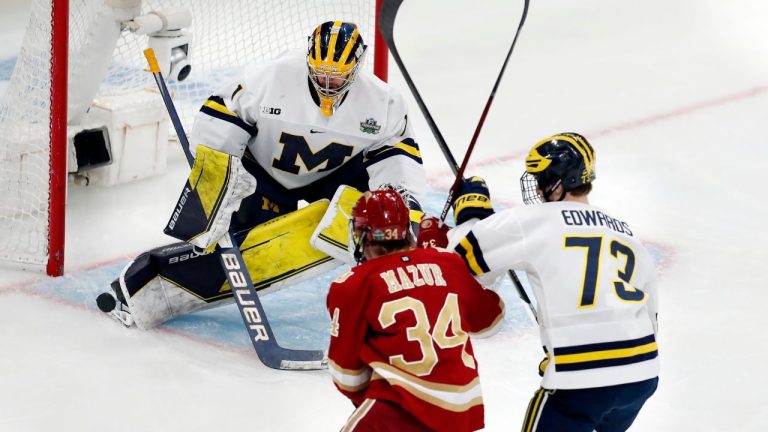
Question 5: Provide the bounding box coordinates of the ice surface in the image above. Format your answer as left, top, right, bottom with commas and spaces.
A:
1, 0, 767, 431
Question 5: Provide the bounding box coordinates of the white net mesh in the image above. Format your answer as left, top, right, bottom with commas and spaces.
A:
0, 0, 54, 269
0, 0, 379, 271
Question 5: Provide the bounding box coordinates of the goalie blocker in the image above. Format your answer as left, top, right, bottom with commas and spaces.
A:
164, 145, 256, 250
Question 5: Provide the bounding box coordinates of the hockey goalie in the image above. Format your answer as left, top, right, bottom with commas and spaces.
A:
96, 21, 427, 329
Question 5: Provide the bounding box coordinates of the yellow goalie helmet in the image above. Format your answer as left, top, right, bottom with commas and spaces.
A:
307, 21, 367, 116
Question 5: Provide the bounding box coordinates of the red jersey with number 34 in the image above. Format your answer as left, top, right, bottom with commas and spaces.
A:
326, 247, 504, 432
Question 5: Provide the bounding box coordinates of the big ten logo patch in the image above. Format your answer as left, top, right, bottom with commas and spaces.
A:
261, 106, 281, 115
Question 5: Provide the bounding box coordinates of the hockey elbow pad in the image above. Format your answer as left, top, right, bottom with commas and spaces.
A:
452, 176, 494, 224
164, 145, 256, 249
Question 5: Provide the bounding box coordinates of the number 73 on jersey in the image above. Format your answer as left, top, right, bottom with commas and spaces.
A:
564, 235, 646, 308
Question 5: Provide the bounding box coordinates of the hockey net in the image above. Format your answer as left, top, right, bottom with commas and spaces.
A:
0, 0, 386, 275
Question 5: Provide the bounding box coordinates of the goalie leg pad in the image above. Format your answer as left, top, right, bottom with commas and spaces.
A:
165, 145, 256, 250
117, 244, 231, 330
230, 199, 340, 293
116, 200, 341, 329
119, 265, 215, 330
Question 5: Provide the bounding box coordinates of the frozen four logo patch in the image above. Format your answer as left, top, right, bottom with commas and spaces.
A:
360, 118, 381, 134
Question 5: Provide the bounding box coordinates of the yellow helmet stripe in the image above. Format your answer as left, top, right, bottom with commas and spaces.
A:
313, 25, 323, 61
327, 20, 343, 61
338, 27, 360, 66
574, 136, 594, 164
556, 134, 591, 168
583, 138, 595, 164
564, 134, 594, 166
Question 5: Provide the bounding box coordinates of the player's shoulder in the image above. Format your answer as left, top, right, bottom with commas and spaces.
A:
328, 267, 359, 303
356, 69, 390, 92
329, 260, 378, 292
356, 70, 406, 107
404, 246, 466, 268
474, 205, 538, 232
330, 267, 363, 290
492, 200, 580, 227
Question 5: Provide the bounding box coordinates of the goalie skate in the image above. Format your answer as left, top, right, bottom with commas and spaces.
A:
96, 281, 134, 328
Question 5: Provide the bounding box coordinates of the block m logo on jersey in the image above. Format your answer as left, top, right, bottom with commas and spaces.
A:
272, 132, 354, 174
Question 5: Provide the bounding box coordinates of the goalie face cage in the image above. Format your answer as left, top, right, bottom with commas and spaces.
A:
0, 0, 387, 276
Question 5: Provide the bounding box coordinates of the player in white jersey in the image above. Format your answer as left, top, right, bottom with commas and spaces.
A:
96, 21, 427, 330
450, 133, 659, 432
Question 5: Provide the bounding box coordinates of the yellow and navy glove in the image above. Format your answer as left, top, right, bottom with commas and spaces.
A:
452, 176, 494, 224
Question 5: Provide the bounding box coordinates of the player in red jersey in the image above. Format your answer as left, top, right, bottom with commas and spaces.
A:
326, 190, 505, 431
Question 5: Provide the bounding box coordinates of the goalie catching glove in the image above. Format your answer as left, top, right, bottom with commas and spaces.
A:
452, 176, 494, 224
164, 145, 256, 249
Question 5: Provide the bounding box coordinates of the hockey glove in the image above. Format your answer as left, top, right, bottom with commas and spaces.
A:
452, 176, 494, 225
416, 215, 450, 249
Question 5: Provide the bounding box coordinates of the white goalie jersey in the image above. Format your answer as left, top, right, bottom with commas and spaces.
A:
452, 201, 659, 390
188, 50, 426, 203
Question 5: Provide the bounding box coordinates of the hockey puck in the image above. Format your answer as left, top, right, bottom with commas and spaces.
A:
96, 292, 117, 312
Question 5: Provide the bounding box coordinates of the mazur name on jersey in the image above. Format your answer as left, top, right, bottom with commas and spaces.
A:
379, 262, 448, 293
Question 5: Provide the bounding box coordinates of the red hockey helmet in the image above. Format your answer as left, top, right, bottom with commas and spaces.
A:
351, 190, 410, 243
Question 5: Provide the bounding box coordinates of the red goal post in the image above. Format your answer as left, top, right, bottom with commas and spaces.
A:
0, 0, 388, 276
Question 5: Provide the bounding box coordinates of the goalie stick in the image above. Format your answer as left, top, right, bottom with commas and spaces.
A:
143, 49, 325, 370
379, 0, 537, 321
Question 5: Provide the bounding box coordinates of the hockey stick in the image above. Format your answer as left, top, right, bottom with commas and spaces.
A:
440, 0, 530, 223
379, 0, 537, 321
144, 49, 325, 370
